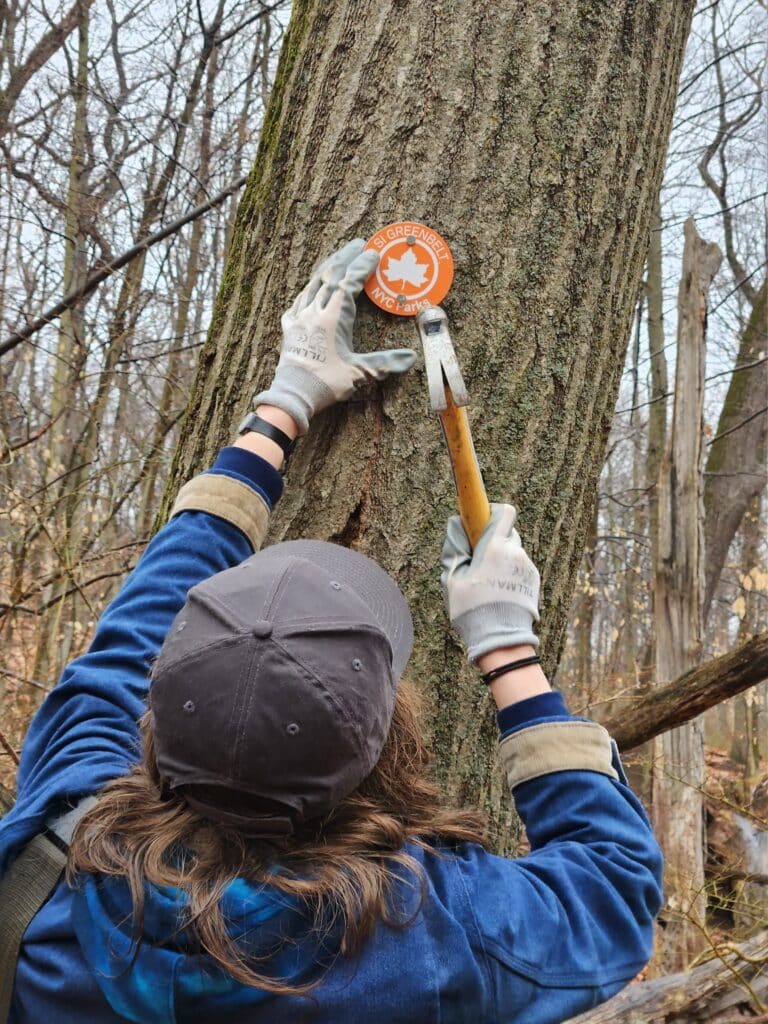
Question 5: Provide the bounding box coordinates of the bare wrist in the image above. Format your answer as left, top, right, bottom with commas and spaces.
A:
233, 405, 301, 470
254, 404, 300, 440
477, 645, 550, 710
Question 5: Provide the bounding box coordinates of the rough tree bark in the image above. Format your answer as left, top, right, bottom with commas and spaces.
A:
651, 218, 722, 972
163, 0, 695, 837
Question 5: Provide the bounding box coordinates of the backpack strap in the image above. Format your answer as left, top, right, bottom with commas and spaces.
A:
0, 796, 97, 1023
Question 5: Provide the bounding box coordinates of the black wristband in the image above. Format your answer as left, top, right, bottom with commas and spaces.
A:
481, 655, 541, 686
237, 412, 296, 463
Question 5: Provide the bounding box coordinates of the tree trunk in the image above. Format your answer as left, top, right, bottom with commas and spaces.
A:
645, 194, 668, 652
624, 201, 667, 799
703, 278, 768, 621
572, 503, 597, 706
163, 0, 695, 839
32, 6, 91, 685
731, 493, 765, 797
651, 218, 721, 972
137, 33, 222, 537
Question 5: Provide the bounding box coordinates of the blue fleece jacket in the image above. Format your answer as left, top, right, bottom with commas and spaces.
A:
3, 449, 663, 1024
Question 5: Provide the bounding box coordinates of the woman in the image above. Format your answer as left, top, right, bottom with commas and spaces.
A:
0, 240, 662, 1023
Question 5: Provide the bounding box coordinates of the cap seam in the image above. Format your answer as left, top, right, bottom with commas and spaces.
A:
261, 557, 300, 620
225, 633, 248, 778
275, 620, 395, 675
233, 641, 267, 780
271, 636, 370, 767
153, 634, 250, 676
276, 619, 390, 639
188, 586, 248, 631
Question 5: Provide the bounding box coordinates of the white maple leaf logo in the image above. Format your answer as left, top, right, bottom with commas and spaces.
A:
384, 248, 428, 289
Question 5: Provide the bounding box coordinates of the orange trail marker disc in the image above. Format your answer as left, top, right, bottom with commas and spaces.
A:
363, 221, 454, 317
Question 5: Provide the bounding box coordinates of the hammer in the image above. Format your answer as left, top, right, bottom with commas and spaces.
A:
416, 305, 491, 549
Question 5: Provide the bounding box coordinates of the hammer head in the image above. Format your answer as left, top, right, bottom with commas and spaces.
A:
416, 305, 469, 411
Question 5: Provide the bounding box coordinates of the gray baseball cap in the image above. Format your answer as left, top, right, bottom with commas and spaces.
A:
151, 540, 413, 837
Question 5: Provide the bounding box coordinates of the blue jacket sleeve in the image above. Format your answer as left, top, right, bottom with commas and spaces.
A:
0, 451, 279, 873
455, 712, 663, 1022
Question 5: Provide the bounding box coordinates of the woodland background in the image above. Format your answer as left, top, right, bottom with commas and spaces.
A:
0, 0, 766, 1017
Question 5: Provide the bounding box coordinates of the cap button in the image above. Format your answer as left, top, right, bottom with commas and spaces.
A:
252, 620, 273, 638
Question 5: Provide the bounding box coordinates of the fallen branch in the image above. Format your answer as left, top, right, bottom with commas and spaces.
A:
0, 174, 247, 358
604, 631, 768, 752
571, 930, 768, 1023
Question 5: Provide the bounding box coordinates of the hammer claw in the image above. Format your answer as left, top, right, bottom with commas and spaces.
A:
416, 306, 469, 409
415, 304, 490, 548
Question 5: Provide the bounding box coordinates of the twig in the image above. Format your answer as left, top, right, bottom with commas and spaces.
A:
0, 174, 247, 357
707, 404, 768, 446
0, 728, 20, 766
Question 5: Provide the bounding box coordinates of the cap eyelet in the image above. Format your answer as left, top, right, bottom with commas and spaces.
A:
183, 700, 196, 713
330, 581, 342, 590
176, 621, 187, 632
352, 659, 363, 671
286, 722, 300, 736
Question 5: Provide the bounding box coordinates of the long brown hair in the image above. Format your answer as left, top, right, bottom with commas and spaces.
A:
67, 680, 487, 995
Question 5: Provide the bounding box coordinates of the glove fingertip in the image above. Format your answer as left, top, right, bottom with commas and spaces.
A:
498, 503, 517, 535
344, 249, 379, 288
392, 348, 418, 371
340, 237, 365, 256
369, 348, 417, 376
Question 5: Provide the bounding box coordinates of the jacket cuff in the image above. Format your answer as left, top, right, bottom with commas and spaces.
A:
210, 447, 284, 509
499, 720, 619, 791
497, 690, 569, 736
170, 474, 270, 552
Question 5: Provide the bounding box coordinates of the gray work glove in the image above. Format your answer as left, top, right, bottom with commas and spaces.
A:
254, 239, 418, 434
440, 503, 540, 661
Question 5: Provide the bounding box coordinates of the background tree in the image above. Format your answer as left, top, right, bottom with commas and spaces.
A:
561, 0, 767, 710
650, 219, 721, 972
0, 0, 290, 787
559, 0, 767, 977
163, 0, 696, 839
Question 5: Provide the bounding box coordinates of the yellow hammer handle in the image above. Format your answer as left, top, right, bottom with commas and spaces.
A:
437, 386, 491, 549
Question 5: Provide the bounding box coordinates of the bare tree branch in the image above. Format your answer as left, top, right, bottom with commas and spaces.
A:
0, 0, 95, 134
0, 174, 247, 357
